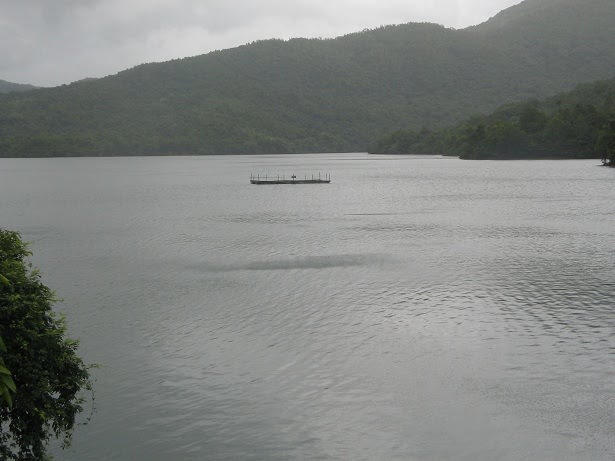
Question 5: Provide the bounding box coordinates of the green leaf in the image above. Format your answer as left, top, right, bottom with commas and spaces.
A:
1, 388, 13, 407
0, 373, 16, 392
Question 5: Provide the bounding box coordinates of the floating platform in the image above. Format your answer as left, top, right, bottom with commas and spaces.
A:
250, 174, 330, 185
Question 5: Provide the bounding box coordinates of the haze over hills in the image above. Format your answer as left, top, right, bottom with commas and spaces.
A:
370, 76, 615, 161
0, 79, 38, 94
0, 0, 614, 157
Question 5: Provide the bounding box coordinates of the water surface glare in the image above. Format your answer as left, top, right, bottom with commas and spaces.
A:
1, 154, 614, 460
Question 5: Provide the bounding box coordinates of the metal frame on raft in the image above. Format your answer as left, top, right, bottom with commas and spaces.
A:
250, 173, 331, 184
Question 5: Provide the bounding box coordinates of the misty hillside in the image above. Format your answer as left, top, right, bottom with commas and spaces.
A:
370, 76, 615, 160
0, 79, 38, 94
1, 0, 614, 157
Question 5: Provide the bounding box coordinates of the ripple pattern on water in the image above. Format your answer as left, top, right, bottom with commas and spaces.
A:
1, 155, 614, 460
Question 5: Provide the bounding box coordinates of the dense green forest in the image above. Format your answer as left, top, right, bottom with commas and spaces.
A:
369, 77, 615, 164
1, 0, 615, 157
0, 79, 37, 94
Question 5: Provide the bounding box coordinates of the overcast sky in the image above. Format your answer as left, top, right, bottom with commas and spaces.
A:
1, 0, 522, 87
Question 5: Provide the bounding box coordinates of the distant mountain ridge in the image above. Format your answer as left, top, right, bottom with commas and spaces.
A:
1, 0, 614, 157
471, 0, 615, 88
471, 0, 564, 32
0, 79, 37, 94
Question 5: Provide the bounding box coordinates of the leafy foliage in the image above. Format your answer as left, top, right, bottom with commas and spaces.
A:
370, 77, 615, 161
0, 336, 16, 407
1, 0, 615, 156
0, 230, 92, 460
0, 80, 37, 95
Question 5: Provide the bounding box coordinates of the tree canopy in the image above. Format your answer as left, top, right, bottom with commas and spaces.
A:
0, 80, 37, 95
0, 229, 92, 460
1, 0, 615, 156
370, 77, 615, 161
0, 336, 16, 407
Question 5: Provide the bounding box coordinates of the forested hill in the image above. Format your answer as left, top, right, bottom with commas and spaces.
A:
369, 77, 615, 162
0, 79, 37, 94
1, 0, 615, 157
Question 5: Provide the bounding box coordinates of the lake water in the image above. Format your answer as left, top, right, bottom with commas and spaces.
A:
0, 154, 614, 460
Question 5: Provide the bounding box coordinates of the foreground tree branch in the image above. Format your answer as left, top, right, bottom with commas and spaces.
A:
0, 229, 93, 460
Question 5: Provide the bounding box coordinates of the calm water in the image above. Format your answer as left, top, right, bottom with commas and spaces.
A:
0, 154, 614, 460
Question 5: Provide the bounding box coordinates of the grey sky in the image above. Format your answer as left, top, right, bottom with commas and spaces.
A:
0, 0, 522, 87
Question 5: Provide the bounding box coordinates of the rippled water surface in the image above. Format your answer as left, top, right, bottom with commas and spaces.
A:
1, 154, 614, 460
